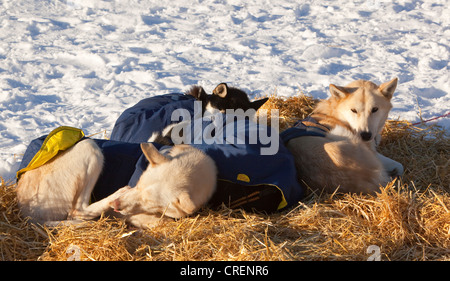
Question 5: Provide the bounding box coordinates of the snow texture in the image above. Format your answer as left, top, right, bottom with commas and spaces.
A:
1, 0, 449, 181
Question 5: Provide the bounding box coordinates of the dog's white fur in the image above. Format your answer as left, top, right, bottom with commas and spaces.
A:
286, 78, 404, 194
109, 143, 217, 228
16, 140, 217, 229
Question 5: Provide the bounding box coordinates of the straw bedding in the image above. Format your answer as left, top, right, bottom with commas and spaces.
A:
1, 95, 448, 261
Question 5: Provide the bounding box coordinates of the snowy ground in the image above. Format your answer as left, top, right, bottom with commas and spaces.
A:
0, 0, 449, 181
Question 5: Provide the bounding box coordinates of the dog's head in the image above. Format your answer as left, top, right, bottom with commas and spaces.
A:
110, 143, 216, 224
187, 83, 268, 113
328, 78, 398, 142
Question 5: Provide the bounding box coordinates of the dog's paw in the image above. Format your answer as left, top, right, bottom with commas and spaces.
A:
107, 186, 132, 212
67, 209, 80, 220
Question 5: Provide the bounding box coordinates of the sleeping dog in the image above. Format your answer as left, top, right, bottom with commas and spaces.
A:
150, 83, 269, 145
187, 83, 268, 113
17, 138, 217, 229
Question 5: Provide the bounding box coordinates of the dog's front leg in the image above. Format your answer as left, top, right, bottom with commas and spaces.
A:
69, 186, 131, 220
376, 152, 404, 177
68, 197, 112, 220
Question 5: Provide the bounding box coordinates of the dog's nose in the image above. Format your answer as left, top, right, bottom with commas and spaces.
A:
360, 131, 372, 141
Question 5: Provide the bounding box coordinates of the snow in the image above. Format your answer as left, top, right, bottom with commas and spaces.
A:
0, 0, 449, 181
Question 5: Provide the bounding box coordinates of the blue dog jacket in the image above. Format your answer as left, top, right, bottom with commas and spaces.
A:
18, 93, 309, 212
17, 127, 164, 202
110, 93, 304, 211
111, 94, 196, 143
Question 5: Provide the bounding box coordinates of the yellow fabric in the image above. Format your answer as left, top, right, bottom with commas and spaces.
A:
16, 126, 85, 179
234, 174, 288, 209
276, 188, 288, 210
237, 173, 250, 183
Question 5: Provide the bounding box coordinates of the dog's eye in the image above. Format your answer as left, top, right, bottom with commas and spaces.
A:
351, 109, 357, 114
371, 107, 378, 113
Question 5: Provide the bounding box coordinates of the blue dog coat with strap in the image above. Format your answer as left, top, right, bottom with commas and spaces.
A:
17, 127, 164, 202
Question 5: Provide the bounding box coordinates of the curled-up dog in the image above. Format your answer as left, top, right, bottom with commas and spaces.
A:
282, 78, 404, 194
109, 143, 217, 228
16, 128, 217, 229
186, 82, 268, 113
149, 83, 269, 145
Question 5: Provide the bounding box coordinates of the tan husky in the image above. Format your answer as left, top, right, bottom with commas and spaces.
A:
16, 140, 217, 229
286, 78, 404, 194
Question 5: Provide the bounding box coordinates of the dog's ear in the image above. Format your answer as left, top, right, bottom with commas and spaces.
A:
250, 97, 269, 111
379, 78, 398, 100
329, 84, 350, 99
213, 83, 228, 98
141, 143, 169, 166
186, 86, 208, 101
329, 84, 358, 99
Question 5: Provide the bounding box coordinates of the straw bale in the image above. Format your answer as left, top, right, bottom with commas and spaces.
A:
258, 94, 318, 131
1, 94, 449, 261
0, 181, 48, 260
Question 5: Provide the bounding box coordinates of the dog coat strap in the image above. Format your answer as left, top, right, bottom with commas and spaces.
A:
301, 117, 331, 133
280, 117, 328, 144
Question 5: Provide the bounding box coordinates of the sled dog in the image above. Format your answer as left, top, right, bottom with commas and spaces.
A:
150, 83, 269, 144
17, 141, 217, 229
187, 83, 268, 114
286, 78, 404, 194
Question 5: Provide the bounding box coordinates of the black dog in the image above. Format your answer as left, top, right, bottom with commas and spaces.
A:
186, 83, 268, 113
152, 83, 269, 145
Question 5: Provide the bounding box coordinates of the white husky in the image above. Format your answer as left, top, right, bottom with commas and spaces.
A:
16, 140, 217, 229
